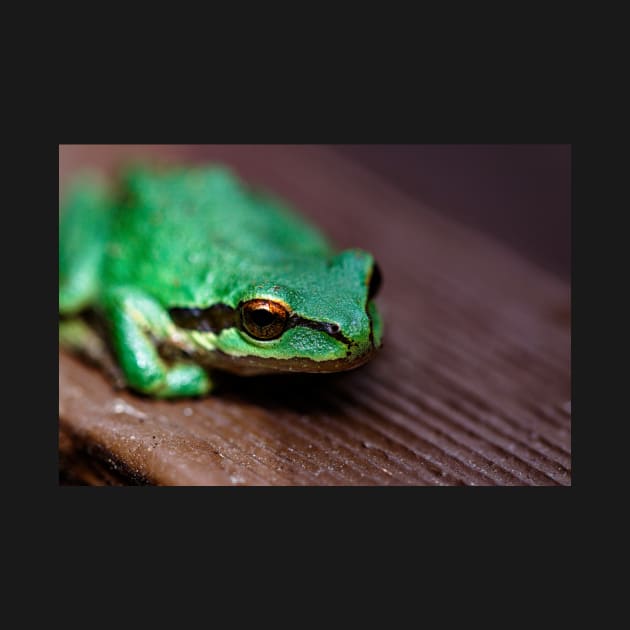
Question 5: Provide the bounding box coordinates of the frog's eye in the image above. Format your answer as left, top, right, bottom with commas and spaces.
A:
368, 262, 382, 300
240, 299, 290, 341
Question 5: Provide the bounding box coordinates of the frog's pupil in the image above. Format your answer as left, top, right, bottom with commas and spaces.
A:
251, 309, 276, 328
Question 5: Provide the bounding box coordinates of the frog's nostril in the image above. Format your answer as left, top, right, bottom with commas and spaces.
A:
330, 323, 340, 334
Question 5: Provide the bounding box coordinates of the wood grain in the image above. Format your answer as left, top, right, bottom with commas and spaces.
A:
58, 145, 571, 486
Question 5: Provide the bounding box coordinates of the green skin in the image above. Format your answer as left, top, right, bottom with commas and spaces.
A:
59, 165, 383, 398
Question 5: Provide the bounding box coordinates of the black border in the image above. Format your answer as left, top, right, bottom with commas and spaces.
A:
0, 33, 583, 612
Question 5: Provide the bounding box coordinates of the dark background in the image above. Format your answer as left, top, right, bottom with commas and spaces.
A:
60, 144, 571, 280
336, 144, 571, 280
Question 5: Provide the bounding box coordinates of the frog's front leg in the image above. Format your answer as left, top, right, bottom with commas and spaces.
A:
103, 287, 212, 398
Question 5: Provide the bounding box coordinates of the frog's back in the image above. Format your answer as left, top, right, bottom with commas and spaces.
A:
103, 166, 333, 304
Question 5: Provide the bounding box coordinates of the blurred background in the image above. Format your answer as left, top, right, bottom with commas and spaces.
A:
337, 145, 570, 280
60, 144, 571, 280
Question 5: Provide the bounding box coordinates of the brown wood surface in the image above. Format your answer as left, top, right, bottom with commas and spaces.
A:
58, 145, 571, 486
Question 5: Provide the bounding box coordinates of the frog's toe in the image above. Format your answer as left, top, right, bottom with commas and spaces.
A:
150, 363, 212, 398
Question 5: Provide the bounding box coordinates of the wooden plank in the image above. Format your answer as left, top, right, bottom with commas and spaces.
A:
58, 145, 571, 486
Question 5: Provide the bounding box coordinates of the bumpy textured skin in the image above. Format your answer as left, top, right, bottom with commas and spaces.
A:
59, 165, 383, 398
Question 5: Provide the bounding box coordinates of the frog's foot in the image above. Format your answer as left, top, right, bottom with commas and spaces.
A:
59, 282, 93, 316
104, 287, 213, 398
60, 317, 105, 357
59, 316, 126, 388
153, 362, 212, 398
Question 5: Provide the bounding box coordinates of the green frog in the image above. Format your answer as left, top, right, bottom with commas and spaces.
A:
59, 164, 383, 397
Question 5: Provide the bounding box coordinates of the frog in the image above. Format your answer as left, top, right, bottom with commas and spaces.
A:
59, 164, 383, 398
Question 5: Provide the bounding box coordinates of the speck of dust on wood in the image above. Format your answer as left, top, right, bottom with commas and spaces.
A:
58, 145, 571, 486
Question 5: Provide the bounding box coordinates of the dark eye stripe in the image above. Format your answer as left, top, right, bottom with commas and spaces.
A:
168, 304, 236, 333
169, 303, 351, 346
287, 316, 350, 346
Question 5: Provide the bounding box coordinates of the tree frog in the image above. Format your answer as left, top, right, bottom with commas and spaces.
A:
59, 165, 383, 398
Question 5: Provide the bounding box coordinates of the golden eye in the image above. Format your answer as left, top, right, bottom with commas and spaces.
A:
240, 299, 290, 340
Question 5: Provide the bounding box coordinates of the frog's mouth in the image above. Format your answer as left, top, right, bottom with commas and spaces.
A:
201, 344, 376, 376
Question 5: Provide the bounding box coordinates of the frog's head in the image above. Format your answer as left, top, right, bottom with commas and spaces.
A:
172, 249, 383, 375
